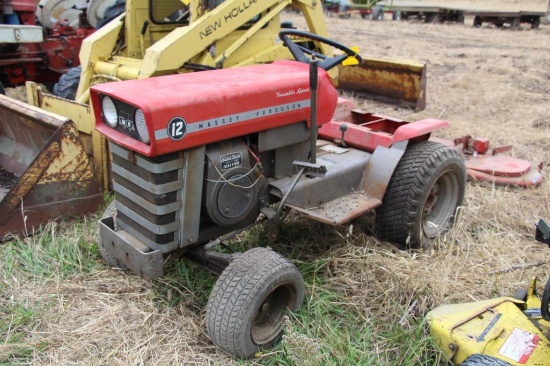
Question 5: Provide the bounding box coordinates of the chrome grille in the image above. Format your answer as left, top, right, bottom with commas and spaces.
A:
109, 142, 184, 252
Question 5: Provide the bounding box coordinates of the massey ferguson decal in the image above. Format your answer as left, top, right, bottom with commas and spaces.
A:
118, 112, 136, 131
155, 99, 310, 141
167, 117, 187, 140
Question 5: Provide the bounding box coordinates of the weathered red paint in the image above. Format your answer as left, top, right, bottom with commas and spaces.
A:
431, 136, 543, 187
92, 61, 339, 157
319, 112, 448, 152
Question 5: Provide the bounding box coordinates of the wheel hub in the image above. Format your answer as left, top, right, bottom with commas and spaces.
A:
251, 283, 295, 346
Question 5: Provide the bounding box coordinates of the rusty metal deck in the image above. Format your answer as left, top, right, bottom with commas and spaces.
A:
288, 193, 381, 226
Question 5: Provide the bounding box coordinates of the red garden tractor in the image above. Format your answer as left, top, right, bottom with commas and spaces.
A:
0, 0, 94, 91
93, 30, 467, 358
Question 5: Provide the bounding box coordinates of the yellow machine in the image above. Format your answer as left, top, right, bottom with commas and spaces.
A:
0, 0, 427, 238
427, 221, 550, 365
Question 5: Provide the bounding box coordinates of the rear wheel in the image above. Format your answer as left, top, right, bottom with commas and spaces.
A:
376, 141, 466, 249
52, 66, 81, 100
461, 354, 512, 366
473, 16, 482, 27
426, 13, 440, 23
206, 247, 305, 358
372, 5, 384, 21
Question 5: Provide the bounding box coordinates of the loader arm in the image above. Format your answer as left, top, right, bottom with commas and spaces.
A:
76, 0, 424, 107
78, 0, 334, 100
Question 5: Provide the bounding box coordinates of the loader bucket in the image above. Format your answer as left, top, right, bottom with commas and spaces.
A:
0, 94, 103, 240
337, 57, 427, 111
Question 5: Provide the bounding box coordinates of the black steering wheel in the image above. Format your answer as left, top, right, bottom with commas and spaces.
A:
279, 29, 363, 71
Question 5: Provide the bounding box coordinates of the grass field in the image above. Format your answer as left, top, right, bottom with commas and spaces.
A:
2, 11, 550, 366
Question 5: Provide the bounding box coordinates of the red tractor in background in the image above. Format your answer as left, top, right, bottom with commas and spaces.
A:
0, 0, 94, 92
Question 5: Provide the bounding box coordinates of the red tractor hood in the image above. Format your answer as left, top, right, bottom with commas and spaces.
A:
92, 60, 339, 157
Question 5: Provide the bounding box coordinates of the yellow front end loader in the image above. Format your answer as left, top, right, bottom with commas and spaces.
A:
0, 0, 426, 239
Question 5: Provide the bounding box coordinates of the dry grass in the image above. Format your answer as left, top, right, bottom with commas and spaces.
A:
2, 12, 550, 365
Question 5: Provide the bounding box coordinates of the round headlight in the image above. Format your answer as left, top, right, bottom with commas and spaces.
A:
134, 108, 150, 144
101, 96, 118, 128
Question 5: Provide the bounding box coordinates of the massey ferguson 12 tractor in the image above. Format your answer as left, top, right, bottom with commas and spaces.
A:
93, 30, 466, 358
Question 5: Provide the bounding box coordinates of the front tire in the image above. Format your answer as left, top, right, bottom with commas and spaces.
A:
376, 141, 466, 249
206, 247, 305, 358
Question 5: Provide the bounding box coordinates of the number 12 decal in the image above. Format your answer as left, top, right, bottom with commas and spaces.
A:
167, 117, 187, 141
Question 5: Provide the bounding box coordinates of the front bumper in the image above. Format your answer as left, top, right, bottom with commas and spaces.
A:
99, 217, 164, 280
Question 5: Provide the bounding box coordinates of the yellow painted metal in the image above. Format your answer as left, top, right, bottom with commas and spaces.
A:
427, 279, 550, 365
26, 83, 109, 189
336, 56, 426, 110
77, 13, 125, 102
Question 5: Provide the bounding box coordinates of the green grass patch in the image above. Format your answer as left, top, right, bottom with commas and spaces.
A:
152, 259, 217, 307
1, 222, 98, 281
0, 300, 48, 364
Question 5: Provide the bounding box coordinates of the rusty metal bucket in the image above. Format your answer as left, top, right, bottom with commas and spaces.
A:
337, 57, 427, 111
0, 94, 103, 240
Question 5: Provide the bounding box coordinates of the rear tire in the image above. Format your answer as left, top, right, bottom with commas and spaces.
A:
461, 354, 512, 366
376, 141, 466, 249
206, 247, 305, 358
473, 16, 482, 27
426, 13, 440, 23
52, 66, 81, 100
372, 5, 384, 21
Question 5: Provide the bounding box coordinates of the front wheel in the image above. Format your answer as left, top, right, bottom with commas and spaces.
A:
376, 141, 466, 249
206, 247, 305, 358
